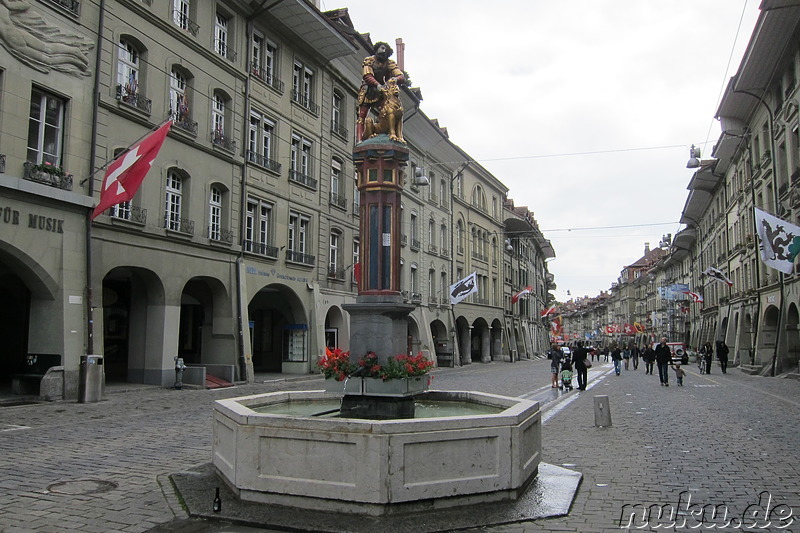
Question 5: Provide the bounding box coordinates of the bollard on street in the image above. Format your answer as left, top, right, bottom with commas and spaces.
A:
594, 395, 612, 427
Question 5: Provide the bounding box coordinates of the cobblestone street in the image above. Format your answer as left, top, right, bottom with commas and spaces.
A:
1, 359, 798, 532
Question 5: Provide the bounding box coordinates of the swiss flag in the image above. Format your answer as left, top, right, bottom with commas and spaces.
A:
91, 122, 172, 219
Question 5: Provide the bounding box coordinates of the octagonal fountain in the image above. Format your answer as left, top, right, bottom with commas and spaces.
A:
212, 389, 541, 516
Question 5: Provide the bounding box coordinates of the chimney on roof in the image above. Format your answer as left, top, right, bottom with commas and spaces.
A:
395, 38, 405, 72
644, 242, 650, 254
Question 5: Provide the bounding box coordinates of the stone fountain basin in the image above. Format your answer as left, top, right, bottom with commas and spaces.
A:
212, 390, 541, 516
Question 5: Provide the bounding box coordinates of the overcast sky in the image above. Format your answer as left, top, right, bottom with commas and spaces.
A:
323, 0, 761, 301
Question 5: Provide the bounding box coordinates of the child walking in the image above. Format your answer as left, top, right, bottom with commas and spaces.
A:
672, 364, 686, 386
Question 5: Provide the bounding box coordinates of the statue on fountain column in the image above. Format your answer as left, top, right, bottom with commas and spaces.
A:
357, 41, 406, 144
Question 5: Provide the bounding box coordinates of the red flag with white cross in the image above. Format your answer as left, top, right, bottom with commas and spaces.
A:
91, 121, 172, 219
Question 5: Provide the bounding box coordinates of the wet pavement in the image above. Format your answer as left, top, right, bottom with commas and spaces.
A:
0, 359, 799, 532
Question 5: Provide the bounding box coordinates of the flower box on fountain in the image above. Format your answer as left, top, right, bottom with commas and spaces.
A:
318, 349, 433, 397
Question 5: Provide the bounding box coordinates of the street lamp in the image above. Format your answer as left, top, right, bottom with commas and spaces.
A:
686, 145, 701, 169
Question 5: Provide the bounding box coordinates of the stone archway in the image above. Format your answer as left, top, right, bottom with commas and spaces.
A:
102, 267, 166, 384
248, 283, 307, 373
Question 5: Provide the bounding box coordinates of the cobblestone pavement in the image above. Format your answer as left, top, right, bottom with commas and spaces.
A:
0, 359, 798, 533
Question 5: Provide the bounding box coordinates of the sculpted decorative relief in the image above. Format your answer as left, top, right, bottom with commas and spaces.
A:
0, 0, 94, 76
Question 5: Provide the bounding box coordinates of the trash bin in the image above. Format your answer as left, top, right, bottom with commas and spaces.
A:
78, 355, 104, 403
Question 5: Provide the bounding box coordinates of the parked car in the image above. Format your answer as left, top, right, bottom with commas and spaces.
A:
652, 342, 688, 365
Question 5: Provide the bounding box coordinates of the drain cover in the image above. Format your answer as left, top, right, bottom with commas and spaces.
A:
47, 479, 118, 495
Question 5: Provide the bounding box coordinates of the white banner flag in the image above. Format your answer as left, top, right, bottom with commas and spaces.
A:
754, 207, 800, 274
449, 272, 478, 305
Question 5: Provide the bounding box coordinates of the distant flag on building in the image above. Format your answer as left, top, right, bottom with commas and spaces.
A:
511, 286, 533, 304
449, 272, 478, 305
605, 325, 614, 334
682, 291, 704, 303
702, 266, 733, 287
634, 322, 645, 333
754, 207, 800, 274
540, 304, 557, 317
91, 121, 172, 219
623, 323, 635, 335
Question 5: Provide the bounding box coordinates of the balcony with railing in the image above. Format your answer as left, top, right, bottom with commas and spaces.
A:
327, 266, 346, 281
410, 238, 421, 251
116, 85, 152, 115
211, 130, 236, 153
286, 249, 315, 266
246, 151, 281, 173
251, 63, 284, 93
243, 240, 278, 258
208, 227, 234, 244
291, 91, 319, 115
23, 161, 73, 191
330, 192, 347, 210
401, 234, 408, 247
214, 40, 237, 63
110, 205, 147, 224
165, 216, 194, 235
428, 244, 438, 254
173, 10, 199, 36
331, 120, 348, 139
171, 115, 198, 136
410, 292, 422, 303
0, 154, 5, 173
47, 0, 80, 15
289, 169, 317, 190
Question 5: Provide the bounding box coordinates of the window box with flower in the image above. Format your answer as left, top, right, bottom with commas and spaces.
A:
317, 349, 433, 397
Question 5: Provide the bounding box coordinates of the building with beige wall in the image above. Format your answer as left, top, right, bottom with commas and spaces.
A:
0, 0, 555, 398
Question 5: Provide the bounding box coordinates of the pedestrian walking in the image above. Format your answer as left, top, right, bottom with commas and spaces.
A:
703, 341, 713, 375
642, 344, 655, 374
622, 345, 631, 370
717, 341, 729, 374
572, 340, 590, 391
603, 346, 609, 362
611, 345, 622, 375
672, 363, 686, 386
631, 344, 641, 370
655, 336, 672, 386
548, 343, 562, 388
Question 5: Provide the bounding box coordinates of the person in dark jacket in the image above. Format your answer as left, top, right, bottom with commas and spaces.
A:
572, 341, 590, 391
716, 341, 729, 374
703, 341, 714, 374
655, 336, 672, 386
642, 345, 655, 374
611, 345, 622, 375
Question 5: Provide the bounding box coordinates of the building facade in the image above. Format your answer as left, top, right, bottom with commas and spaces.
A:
0, 0, 555, 397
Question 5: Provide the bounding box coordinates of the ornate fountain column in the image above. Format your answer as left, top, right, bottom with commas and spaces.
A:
342, 136, 416, 418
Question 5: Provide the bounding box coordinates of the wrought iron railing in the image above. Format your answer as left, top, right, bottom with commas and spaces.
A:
116, 85, 152, 114
246, 151, 281, 173
209, 227, 234, 244
286, 249, 315, 266
331, 120, 348, 139
47, 0, 80, 15
171, 116, 198, 136
23, 161, 73, 191
110, 205, 147, 224
251, 64, 284, 93
165, 216, 194, 235
330, 192, 347, 209
291, 91, 319, 115
289, 170, 317, 189
327, 266, 346, 280
243, 240, 278, 258
214, 40, 237, 62
211, 131, 236, 152
173, 10, 199, 36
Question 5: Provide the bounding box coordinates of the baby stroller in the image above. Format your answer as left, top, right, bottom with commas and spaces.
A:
560, 360, 574, 391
